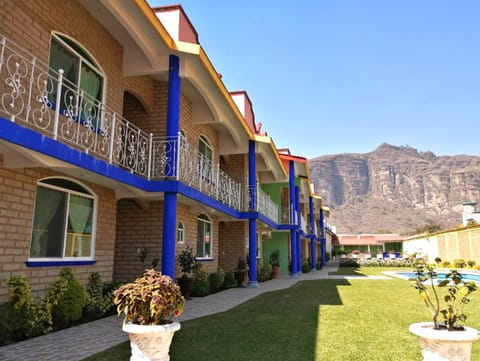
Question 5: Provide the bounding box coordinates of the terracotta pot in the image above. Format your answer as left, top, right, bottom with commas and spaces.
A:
123, 321, 181, 361
272, 265, 280, 278
409, 322, 480, 361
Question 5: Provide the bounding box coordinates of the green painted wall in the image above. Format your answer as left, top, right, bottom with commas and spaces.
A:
262, 232, 289, 274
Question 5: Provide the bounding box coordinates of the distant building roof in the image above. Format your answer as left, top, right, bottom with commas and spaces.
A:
334, 234, 403, 246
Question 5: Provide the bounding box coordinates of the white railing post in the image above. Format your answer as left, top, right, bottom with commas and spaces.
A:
53, 69, 63, 140
108, 112, 116, 164
176, 132, 181, 180
216, 164, 220, 199
0, 36, 6, 75
147, 133, 153, 180
24, 56, 36, 123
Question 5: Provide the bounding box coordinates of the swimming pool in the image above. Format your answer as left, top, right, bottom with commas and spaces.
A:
384, 270, 480, 283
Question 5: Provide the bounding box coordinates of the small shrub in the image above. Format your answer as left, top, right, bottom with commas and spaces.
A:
442, 261, 451, 268
223, 271, 237, 289
339, 259, 359, 267
302, 259, 311, 273
258, 263, 272, 282
316, 257, 322, 270
208, 268, 225, 294
467, 260, 476, 268
0, 302, 14, 345
191, 279, 209, 297
192, 262, 208, 282
453, 258, 465, 269
103, 281, 123, 316
434, 257, 442, 264
49, 268, 87, 330
84, 272, 109, 321
7, 275, 39, 340
474, 265, 480, 271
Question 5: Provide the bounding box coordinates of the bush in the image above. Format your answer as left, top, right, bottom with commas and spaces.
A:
467, 260, 476, 268
302, 258, 312, 273
208, 268, 225, 294
191, 279, 209, 297
6, 275, 39, 339
442, 261, 451, 268
193, 262, 208, 282
84, 272, 111, 321
49, 268, 87, 330
223, 271, 237, 289
339, 259, 359, 267
258, 263, 272, 282
0, 302, 14, 345
316, 257, 322, 270
453, 258, 465, 269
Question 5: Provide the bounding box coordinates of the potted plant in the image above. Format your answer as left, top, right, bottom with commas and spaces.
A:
233, 257, 247, 287
269, 249, 281, 278
177, 246, 196, 300
409, 262, 479, 360
113, 269, 185, 361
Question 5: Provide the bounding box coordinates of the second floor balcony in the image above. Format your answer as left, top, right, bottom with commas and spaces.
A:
0, 35, 281, 223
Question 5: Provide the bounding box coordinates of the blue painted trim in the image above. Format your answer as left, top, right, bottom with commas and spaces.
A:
26, 260, 96, 267
309, 196, 316, 270
248, 140, 256, 210
162, 192, 177, 277
166, 55, 180, 175
248, 218, 257, 283
289, 161, 297, 276
295, 186, 302, 274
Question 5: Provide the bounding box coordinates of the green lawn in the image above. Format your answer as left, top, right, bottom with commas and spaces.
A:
82, 267, 480, 361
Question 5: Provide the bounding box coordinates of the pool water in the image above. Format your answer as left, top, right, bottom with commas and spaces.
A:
392, 271, 480, 283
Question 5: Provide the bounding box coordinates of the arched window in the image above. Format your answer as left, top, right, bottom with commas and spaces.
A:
30, 178, 96, 259
48, 33, 104, 129
177, 221, 185, 244
196, 214, 212, 258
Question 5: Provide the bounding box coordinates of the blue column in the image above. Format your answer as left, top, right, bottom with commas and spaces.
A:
162, 55, 181, 278
247, 140, 258, 287
320, 207, 326, 267
295, 186, 302, 274
289, 160, 298, 278
309, 197, 316, 270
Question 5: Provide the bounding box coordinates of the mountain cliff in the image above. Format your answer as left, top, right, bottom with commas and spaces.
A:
309, 143, 480, 235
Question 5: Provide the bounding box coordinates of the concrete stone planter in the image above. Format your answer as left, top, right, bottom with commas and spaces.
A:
409, 322, 480, 361
123, 321, 181, 361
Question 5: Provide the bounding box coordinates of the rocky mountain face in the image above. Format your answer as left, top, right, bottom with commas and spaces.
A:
309, 143, 480, 235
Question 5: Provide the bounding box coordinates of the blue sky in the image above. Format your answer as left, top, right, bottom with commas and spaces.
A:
149, 1, 480, 159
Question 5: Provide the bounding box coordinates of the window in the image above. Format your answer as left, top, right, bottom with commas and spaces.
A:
196, 214, 212, 258
48, 33, 104, 129
177, 222, 185, 244
30, 178, 96, 259
198, 135, 213, 180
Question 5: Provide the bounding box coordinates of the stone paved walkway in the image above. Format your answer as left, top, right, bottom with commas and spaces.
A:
0, 263, 389, 361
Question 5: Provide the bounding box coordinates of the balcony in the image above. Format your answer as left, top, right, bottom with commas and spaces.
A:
0, 35, 281, 222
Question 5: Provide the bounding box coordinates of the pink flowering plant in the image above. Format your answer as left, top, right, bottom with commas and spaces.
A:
113, 269, 185, 325
411, 263, 477, 331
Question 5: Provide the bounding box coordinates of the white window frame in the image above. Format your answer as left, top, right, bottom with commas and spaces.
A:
196, 214, 212, 259
29, 177, 97, 261
48, 33, 105, 130
177, 221, 185, 244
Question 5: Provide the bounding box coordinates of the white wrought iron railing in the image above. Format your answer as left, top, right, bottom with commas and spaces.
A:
257, 186, 280, 223
0, 35, 283, 220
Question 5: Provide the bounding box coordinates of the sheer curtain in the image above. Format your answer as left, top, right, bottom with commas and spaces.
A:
30, 187, 64, 257
68, 194, 93, 257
